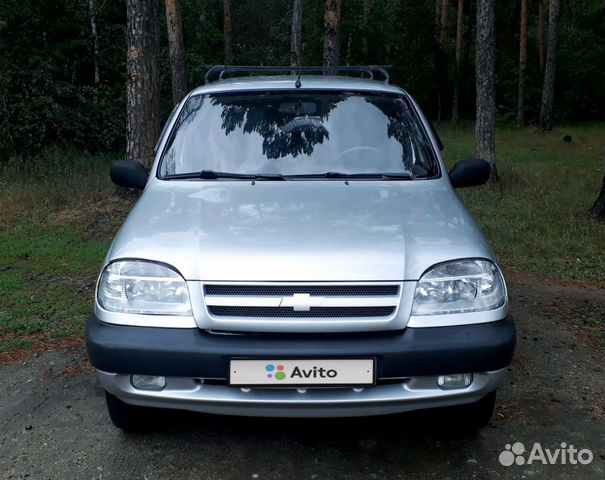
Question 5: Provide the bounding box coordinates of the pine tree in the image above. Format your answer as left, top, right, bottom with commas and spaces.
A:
451, 0, 465, 123
539, 0, 560, 130
126, 0, 161, 169
517, 0, 528, 125
291, 0, 303, 67
475, 0, 497, 178
165, 0, 187, 104
538, 0, 548, 75
323, 0, 342, 67
223, 0, 233, 64
87, 0, 100, 102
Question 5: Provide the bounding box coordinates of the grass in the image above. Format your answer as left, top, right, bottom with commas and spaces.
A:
0, 150, 133, 350
0, 224, 110, 336
0, 124, 603, 354
438, 122, 604, 281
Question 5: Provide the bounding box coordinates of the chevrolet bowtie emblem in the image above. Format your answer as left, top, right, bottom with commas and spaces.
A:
280, 293, 312, 311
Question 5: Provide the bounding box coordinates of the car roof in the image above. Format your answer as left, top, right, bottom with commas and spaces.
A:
189, 75, 407, 96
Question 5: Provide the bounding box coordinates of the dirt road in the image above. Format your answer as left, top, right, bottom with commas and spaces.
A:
1, 273, 603, 480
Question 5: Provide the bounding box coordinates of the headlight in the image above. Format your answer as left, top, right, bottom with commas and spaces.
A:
98, 260, 192, 315
412, 259, 505, 315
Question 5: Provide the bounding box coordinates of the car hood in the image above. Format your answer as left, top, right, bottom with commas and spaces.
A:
107, 179, 495, 281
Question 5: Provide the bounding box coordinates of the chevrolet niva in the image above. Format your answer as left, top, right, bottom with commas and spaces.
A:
86, 66, 516, 432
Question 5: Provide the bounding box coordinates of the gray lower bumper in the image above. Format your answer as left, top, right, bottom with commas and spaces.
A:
97, 369, 507, 418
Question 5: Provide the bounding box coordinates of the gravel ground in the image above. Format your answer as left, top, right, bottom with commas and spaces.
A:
1, 273, 603, 480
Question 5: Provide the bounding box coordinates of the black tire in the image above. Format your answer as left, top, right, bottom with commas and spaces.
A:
104, 391, 154, 433
448, 390, 497, 432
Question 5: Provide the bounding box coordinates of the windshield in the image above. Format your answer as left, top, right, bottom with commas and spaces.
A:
159, 92, 439, 179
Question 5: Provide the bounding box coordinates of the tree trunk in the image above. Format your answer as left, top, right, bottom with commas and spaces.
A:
437, 0, 450, 122
517, 0, 528, 125
475, 0, 497, 178
451, 0, 465, 123
223, 0, 233, 64
291, 0, 303, 68
439, 0, 450, 45
539, 0, 560, 131
434, 0, 442, 43
434, 0, 442, 122
361, 0, 372, 61
323, 0, 342, 67
126, 0, 161, 170
538, 0, 548, 75
589, 175, 605, 220
88, 0, 100, 103
589, 146, 605, 219
165, 0, 187, 105
433, 0, 445, 122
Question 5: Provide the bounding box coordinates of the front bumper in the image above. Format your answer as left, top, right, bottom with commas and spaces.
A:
97, 369, 507, 417
86, 315, 515, 417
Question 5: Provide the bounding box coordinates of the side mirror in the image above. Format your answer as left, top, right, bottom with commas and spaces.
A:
110, 160, 148, 190
449, 159, 490, 188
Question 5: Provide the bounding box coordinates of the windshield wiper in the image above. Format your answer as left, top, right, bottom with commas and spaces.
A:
284, 172, 414, 180
164, 170, 414, 181
164, 170, 286, 181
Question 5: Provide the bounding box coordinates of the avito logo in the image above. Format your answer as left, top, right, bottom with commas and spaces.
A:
264, 364, 339, 381
291, 366, 338, 379
265, 364, 286, 380
498, 442, 593, 467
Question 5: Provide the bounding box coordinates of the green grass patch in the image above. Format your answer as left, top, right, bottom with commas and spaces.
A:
0, 150, 130, 348
0, 224, 111, 337
0, 338, 33, 353
438, 122, 605, 280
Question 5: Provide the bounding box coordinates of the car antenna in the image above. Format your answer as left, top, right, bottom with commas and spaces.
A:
294, 43, 305, 89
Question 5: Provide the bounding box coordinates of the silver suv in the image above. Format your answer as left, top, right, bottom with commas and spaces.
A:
86, 66, 515, 432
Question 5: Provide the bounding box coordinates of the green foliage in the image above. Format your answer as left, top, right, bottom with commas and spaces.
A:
0, 0, 126, 159
0, 0, 603, 160
557, 0, 605, 122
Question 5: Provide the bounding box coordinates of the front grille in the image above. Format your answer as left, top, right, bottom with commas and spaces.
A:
204, 285, 399, 296
208, 306, 396, 318
203, 283, 402, 321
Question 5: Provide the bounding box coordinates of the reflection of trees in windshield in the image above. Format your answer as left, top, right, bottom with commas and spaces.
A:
211, 94, 342, 159
160, 92, 439, 178
162, 97, 205, 176
363, 97, 428, 174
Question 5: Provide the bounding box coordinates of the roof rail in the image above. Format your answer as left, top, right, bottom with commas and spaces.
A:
203, 65, 391, 84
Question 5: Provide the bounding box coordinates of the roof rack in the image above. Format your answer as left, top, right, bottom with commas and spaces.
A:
203, 65, 391, 84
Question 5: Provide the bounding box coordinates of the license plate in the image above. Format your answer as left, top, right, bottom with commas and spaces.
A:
229, 359, 375, 386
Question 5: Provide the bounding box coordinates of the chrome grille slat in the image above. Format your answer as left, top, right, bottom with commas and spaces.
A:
205, 295, 400, 307
207, 306, 396, 318
204, 285, 399, 296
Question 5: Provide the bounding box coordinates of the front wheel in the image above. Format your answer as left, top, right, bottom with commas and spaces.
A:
446, 390, 497, 432
104, 391, 155, 433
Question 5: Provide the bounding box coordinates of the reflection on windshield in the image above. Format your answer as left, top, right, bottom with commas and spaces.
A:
215, 95, 339, 160
160, 92, 438, 179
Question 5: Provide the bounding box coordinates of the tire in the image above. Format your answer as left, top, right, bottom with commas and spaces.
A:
104, 391, 154, 433
448, 390, 497, 432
